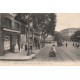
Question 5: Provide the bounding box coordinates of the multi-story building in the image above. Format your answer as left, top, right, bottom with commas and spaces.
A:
0, 13, 28, 55
60, 28, 80, 41
0, 13, 42, 56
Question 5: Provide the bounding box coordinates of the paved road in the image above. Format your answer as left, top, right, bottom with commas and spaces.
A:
29, 42, 80, 62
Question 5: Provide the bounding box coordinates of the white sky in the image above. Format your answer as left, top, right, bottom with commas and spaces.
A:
55, 13, 80, 31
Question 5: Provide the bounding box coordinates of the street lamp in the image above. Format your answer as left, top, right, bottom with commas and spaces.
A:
27, 16, 32, 55
25, 15, 30, 55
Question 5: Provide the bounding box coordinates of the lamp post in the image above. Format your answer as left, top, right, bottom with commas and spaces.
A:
25, 14, 33, 55
26, 15, 31, 55
27, 16, 33, 55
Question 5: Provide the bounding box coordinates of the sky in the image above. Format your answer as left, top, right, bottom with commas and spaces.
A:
55, 13, 80, 31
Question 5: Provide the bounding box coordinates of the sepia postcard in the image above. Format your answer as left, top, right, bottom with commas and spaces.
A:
0, 13, 80, 66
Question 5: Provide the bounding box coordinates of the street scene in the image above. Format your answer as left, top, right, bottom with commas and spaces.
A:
29, 42, 80, 62
0, 13, 80, 63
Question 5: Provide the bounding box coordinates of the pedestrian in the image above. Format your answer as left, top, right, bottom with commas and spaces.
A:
76, 43, 79, 48
14, 43, 19, 53
25, 44, 27, 51
75, 43, 77, 47
73, 43, 74, 47
30, 44, 33, 54
38, 42, 40, 49
21, 43, 23, 49
77, 44, 79, 48
65, 43, 67, 47
49, 45, 56, 57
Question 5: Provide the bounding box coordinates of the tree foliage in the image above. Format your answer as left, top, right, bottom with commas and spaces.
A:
70, 30, 80, 42
54, 31, 65, 41
15, 13, 56, 39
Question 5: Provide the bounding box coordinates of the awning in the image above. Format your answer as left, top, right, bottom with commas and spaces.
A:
3, 28, 21, 33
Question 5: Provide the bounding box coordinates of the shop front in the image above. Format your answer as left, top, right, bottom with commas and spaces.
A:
4, 35, 11, 52
3, 29, 21, 53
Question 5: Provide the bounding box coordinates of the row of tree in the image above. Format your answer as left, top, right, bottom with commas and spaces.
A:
15, 13, 56, 44
14, 13, 56, 54
15, 13, 56, 39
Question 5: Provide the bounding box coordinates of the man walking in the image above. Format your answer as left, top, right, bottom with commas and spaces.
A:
30, 43, 33, 54
73, 43, 74, 47
65, 43, 67, 47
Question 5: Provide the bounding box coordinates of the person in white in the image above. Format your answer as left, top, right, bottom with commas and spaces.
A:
51, 45, 56, 53
14, 43, 19, 53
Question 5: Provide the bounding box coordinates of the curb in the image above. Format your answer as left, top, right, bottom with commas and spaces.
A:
0, 48, 42, 61
0, 54, 36, 61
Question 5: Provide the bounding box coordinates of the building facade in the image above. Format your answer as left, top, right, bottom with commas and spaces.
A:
0, 13, 41, 56
0, 13, 27, 55
60, 28, 80, 41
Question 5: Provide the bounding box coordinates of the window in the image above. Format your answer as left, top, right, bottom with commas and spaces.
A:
2, 17, 12, 28
4, 36, 10, 50
21, 25, 25, 34
14, 22, 19, 30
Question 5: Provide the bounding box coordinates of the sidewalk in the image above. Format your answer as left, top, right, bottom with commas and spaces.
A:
0, 48, 42, 61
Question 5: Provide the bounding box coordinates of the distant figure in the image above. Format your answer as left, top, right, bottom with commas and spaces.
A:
30, 44, 33, 53
38, 42, 40, 49
25, 44, 27, 51
76, 43, 79, 48
65, 43, 67, 47
73, 43, 74, 47
75, 43, 77, 47
77, 44, 79, 48
21, 43, 23, 49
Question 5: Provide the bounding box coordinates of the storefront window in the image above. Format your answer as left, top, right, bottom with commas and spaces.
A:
4, 36, 10, 50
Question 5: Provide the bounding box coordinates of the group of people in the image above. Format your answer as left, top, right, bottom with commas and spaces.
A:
59, 42, 80, 48
60, 42, 80, 48
49, 41, 80, 57
73, 43, 79, 48
64, 42, 80, 48
14, 42, 33, 53
23, 43, 33, 53
49, 42, 80, 57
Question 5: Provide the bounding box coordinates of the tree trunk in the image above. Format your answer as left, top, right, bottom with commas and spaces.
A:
27, 25, 30, 55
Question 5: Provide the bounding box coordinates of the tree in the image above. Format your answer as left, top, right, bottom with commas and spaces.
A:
31, 13, 56, 47
15, 13, 56, 37
70, 34, 75, 41
15, 13, 56, 49
70, 30, 80, 42
54, 31, 65, 41
15, 13, 33, 55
